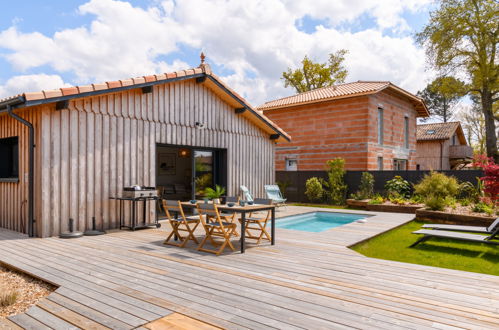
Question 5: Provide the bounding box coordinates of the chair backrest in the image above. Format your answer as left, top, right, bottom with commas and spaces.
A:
162, 200, 185, 221
225, 196, 239, 203
487, 218, 499, 233
240, 185, 254, 202
253, 198, 272, 205
197, 203, 225, 228
264, 185, 282, 200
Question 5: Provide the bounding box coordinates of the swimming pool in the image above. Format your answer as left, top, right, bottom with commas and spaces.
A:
274, 212, 368, 232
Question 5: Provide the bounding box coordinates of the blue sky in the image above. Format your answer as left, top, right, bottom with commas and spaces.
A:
0, 0, 434, 105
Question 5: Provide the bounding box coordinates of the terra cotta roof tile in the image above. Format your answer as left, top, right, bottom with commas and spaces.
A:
258, 81, 429, 117
417, 122, 462, 141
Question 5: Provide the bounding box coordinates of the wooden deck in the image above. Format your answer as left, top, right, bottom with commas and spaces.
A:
1, 206, 499, 329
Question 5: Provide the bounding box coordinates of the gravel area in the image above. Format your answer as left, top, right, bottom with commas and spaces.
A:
0, 265, 55, 318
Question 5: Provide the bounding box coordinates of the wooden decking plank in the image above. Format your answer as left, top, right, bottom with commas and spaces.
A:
1, 206, 499, 330
132, 249, 499, 329
55, 288, 146, 328
34, 250, 333, 330
0, 247, 163, 323
25, 305, 80, 330
37, 297, 110, 330
46, 293, 134, 330
45, 231, 498, 326
37, 237, 422, 329
8, 313, 52, 330
0, 317, 23, 330
4, 241, 283, 330
144, 313, 221, 330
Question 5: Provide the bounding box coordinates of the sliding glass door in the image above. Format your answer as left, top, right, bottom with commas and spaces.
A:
194, 150, 214, 198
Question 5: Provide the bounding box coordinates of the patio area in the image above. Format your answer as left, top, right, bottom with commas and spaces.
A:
1, 206, 498, 329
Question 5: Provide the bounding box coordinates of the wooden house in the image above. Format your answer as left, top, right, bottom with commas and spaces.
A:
0, 61, 290, 237
416, 122, 473, 170
259, 81, 429, 171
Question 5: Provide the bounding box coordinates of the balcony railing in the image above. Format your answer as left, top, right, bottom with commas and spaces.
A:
449, 145, 473, 159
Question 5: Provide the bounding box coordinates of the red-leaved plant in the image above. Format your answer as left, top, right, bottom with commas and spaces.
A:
473, 154, 499, 204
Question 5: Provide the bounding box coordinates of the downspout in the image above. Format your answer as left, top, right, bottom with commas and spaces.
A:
7, 104, 35, 237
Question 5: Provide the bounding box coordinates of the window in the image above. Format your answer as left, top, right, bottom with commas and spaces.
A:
404, 116, 409, 149
452, 134, 456, 145
285, 158, 297, 171
416, 164, 420, 170
377, 157, 383, 170
377, 107, 384, 145
0, 137, 19, 180
393, 159, 407, 171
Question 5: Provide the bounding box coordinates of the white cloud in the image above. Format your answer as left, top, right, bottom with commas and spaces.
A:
0, 74, 70, 98
0, 0, 433, 105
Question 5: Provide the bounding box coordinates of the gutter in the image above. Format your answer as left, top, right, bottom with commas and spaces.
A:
4, 97, 35, 237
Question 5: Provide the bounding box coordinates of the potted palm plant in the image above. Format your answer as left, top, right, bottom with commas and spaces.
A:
204, 185, 226, 204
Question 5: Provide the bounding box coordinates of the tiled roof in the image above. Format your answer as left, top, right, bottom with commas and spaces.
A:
417, 122, 462, 141
0, 64, 290, 142
0, 68, 208, 104
258, 81, 429, 117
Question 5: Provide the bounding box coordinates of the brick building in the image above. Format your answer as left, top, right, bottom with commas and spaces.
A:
259, 81, 429, 171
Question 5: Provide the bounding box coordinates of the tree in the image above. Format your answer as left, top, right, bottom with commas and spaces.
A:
458, 103, 487, 153
282, 50, 348, 93
417, 76, 466, 122
416, 0, 499, 162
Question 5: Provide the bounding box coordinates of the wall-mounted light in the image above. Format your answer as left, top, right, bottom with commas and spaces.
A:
178, 148, 190, 158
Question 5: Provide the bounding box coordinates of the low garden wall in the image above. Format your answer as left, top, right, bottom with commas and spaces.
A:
415, 209, 496, 227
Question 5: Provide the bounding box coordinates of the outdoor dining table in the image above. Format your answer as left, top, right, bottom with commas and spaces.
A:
180, 202, 276, 253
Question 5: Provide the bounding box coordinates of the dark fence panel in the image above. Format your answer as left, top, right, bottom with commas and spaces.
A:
276, 170, 484, 203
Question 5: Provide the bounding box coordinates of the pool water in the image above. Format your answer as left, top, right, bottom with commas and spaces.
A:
274, 212, 368, 232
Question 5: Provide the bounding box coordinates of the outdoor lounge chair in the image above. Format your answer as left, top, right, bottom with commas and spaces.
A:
196, 203, 238, 255
240, 185, 254, 202
162, 200, 201, 248
264, 185, 287, 207
410, 228, 499, 247
422, 218, 499, 234
238, 198, 272, 244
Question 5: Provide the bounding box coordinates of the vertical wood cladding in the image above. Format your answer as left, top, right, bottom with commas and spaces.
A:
1, 79, 275, 237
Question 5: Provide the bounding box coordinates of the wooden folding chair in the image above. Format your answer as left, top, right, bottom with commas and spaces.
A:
162, 200, 201, 248
239, 198, 272, 244
219, 196, 239, 237
196, 203, 238, 255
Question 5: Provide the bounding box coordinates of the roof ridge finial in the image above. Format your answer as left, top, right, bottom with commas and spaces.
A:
198, 51, 212, 74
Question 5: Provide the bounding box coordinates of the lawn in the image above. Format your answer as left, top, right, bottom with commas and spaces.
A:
351, 220, 499, 276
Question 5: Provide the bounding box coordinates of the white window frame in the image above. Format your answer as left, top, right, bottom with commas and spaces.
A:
285, 158, 298, 171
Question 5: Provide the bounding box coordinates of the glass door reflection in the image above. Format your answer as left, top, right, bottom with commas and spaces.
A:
194, 150, 213, 199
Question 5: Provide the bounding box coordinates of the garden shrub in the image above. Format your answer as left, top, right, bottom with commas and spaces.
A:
368, 195, 384, 205
472, 201, 494, 216
457, 181, 480, 201
384, 176, 412, 199
351, 172, 374, 200
414, 172, 459, 211
0, 289, 18, 307
305, 177, 323, 202
320, 158, 347, 205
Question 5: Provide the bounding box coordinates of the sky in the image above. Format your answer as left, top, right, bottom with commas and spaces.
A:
0, 0, 436, 106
